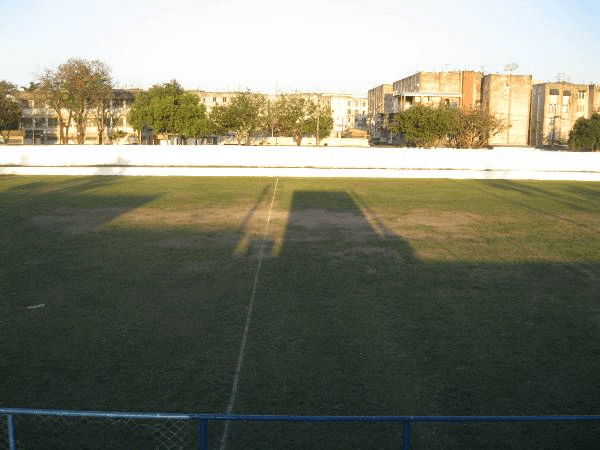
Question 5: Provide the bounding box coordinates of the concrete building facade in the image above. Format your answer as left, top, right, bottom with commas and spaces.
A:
482, 74, 532, 146
370, 70, 536, 147
530, 82, 599, 148
367, 84, 393, 144
17, 90, 139, 145
11, 88, 368, 145
392, 71, 483, 113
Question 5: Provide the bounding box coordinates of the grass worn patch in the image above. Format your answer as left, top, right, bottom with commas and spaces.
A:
1, 176, 600, 449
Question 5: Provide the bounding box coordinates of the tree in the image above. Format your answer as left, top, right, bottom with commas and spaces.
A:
446, 108, 505, 149
390, 105, 454, 147
273, 95, 333, 146
209, 91, 267, 145
391, 105, 505, 148
22, 82, 40, 92
0, 81, 21, 144
37, 68, 72, 144
568, 113, 600, 151
38, 58, 113, 144
128, 80, 209, 144
60, 59, 113, 144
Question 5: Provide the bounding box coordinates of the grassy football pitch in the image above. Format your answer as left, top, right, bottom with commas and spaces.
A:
1, 175, 600, 449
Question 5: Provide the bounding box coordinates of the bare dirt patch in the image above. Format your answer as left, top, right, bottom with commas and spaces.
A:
370, 209, 488, 242
393, 209, 482, 231
284, 209, 376, 242
32, 207, 129, 234
114, 206, 290, 232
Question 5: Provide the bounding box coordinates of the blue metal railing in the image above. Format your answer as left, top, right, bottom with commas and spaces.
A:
2, 407, 600, 450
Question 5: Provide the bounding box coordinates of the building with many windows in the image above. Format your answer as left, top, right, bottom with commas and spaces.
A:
529, 82, 600, 148
11, 88, 368, 145
16, 89, 140, 145
392, 71, 483, 113
367, 84, 393, 144
370, 69, 599, 148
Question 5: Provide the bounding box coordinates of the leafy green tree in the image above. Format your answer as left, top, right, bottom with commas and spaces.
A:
38, 68, 72, 144
273, 95, 333, 146
61, 59, 113, 144
22, 82, 40, 92
128, 81, 209, 144
568, 113, 600, 151
390, 105, 454, 147
391, 105, 504, 148
0, 81, 21, 144
446, 108, 505, 149
209, 91, 267, 145
38, 58, 113, 144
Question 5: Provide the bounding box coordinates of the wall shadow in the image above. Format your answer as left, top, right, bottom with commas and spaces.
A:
234, 187, 600, 448
2, 178, 599, 449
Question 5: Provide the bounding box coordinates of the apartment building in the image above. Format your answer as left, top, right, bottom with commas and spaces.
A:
529, 82, 599, 148
482, 73, 532, 146
323, 93, 367, 137
392, 71, 483, 113
194, 91, 238, 115
17, 89, 139, 145
367, 84, 393, 143
370, 70, 536, 146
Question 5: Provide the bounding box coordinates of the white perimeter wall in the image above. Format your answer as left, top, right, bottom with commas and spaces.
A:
1, 145, 600, 181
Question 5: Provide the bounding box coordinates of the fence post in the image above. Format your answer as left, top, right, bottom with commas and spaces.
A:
402, 420, 411, 450
199, 419, 208, 450
7, 414, 17, 450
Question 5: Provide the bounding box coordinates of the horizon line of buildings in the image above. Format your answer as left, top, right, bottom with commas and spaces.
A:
368, 70, 600, 148
6, 69, 600, 147
9, 90, 368, 145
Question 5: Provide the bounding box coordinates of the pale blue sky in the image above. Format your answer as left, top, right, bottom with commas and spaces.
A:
1, 0, 599, 96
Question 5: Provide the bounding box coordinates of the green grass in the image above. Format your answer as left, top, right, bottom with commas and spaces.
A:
1, 176, 600, 449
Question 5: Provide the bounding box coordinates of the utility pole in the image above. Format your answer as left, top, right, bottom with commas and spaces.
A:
316, 99, 320, 147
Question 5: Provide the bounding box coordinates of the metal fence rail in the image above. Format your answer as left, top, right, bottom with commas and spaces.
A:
2, 407, 600, 450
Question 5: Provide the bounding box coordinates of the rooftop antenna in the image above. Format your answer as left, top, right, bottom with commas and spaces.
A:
503, 63, 519, 73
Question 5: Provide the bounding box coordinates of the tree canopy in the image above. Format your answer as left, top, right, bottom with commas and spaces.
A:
128, 81, 209, 143
38, 58, 113, 144
209, 92, 267, 145
390, 105, 504, 148
0, 81, 21, 144
568, 113, 600, 151
272, 95, 333, 146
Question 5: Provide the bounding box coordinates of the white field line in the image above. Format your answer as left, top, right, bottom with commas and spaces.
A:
219, 177, 279, 450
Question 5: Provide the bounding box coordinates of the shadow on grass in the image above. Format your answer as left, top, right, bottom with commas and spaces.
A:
1, 179, 599, 449
231, 189, 600, 449
474, 179, 600, 215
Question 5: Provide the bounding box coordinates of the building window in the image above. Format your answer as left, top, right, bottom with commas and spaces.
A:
347, 109, 352, 114
223, 97, 227, 102
549, 104, 556, 113
562, 103, 569, 113
549, 88, 560, 95
578, 91, 586, 99
213, 97, 217, 103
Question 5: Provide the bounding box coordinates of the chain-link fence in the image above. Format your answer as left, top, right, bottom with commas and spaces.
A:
2, 408, 600, 450
0, 409, 201, 450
